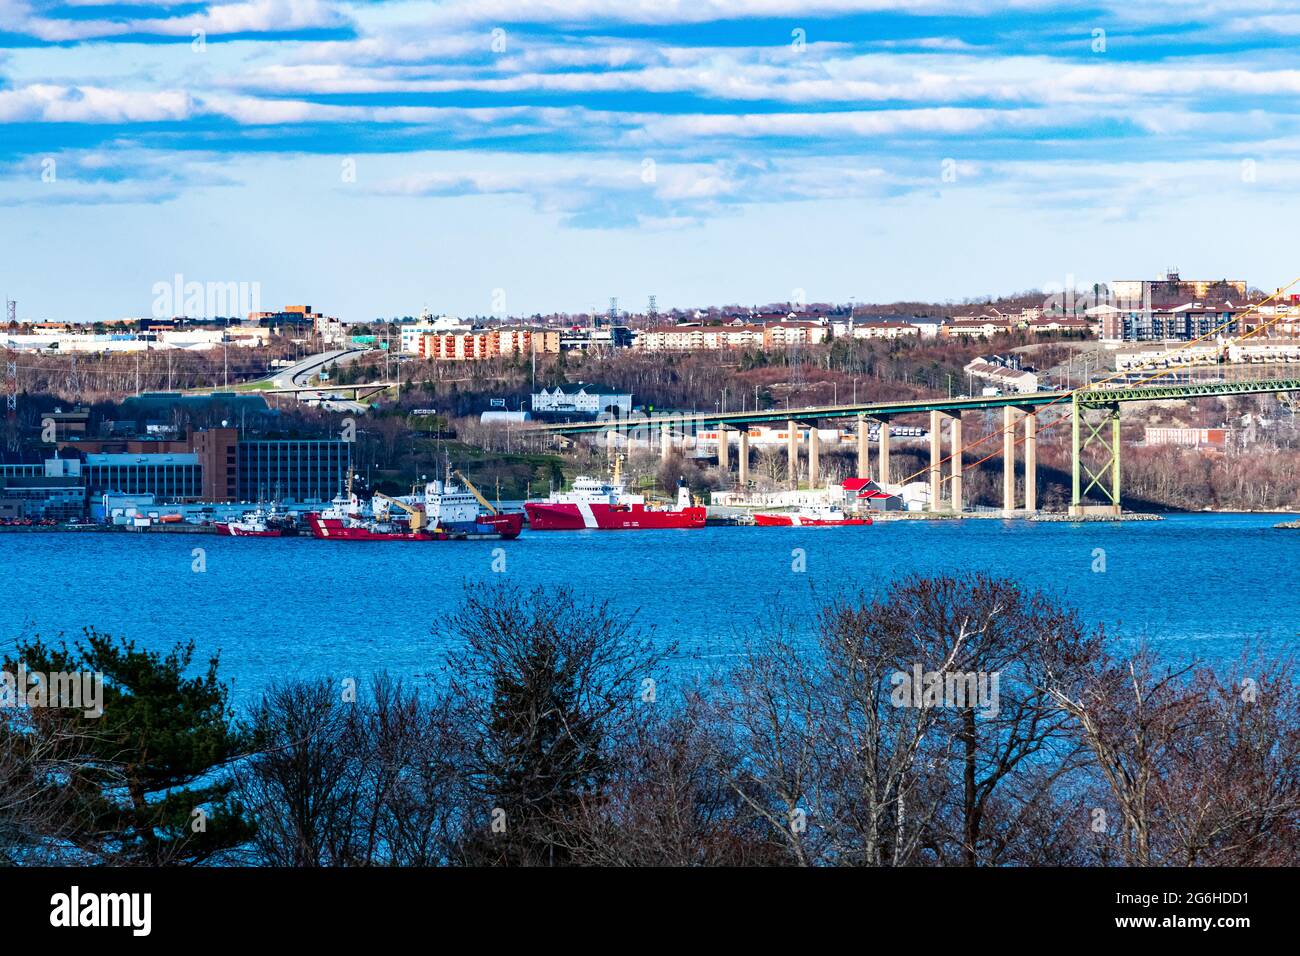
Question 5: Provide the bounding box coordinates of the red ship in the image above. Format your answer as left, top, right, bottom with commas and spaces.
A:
752, 507, 871, 527
525, 461, 706, 531
306, 474, 522, 541
307, 511, 523, 540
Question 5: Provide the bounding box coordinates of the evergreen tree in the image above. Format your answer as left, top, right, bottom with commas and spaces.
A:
446, 585, 670, 865
480, 642, 606, 864
6, 631, 254, 864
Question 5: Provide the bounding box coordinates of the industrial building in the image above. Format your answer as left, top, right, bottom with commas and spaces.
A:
23, 423, 355, 512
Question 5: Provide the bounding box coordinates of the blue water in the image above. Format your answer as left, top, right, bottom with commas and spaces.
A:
0, 513, 1295, 702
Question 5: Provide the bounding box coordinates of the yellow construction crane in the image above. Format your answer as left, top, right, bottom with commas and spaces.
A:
451, 469, 497, 515
373, 492, 429, 531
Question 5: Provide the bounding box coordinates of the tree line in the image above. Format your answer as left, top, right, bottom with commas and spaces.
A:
3, 576, 1297, 866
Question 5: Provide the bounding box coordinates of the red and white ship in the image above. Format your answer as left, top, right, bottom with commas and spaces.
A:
525, 460, 706, 530
752, 506, 870, 527
306, 473, 522, 541
216, 507, 286, 537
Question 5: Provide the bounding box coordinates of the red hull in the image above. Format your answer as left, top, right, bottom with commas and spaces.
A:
306, 512, 523, 541
525, 502, 706, 530
753, 513, 871, 527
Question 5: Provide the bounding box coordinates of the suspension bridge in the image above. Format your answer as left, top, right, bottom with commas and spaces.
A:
531, 375, 1300, 516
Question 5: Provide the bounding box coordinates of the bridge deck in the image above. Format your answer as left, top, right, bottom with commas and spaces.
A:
531, 377, 1300, 434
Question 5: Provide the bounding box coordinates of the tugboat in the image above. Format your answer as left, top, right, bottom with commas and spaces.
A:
752, 506, 871, 527
306, 470, 522, 541
524, 457, 706, 530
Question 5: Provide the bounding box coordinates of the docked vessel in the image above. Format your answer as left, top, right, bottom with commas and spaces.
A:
306, 472, 523, 541
524, 459, 706, 531
752, 506, 871, 527
216, 504, 301, 537
216, 508, 281, 537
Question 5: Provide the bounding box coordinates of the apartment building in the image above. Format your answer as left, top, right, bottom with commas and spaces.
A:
634, 320, 828, 352
1096, 303, 1243, 343
417, 328, 560, 361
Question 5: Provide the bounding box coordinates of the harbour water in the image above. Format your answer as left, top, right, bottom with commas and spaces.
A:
1, 513, 1295, 703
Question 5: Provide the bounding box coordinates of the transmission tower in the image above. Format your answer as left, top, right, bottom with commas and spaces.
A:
647, 294, 657, 320
607, 297, 618, 326
3, 300, 14, 413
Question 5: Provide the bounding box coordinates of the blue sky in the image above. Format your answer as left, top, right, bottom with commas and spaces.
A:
3, 0, 1300, 322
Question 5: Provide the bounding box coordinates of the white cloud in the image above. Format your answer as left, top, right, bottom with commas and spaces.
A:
0, 84, 192, 122
402, 0, 1063, 28
634, 106, 1052, 141
12, 0, 351, 42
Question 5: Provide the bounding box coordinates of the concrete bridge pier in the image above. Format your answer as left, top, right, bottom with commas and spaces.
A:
949, 412, 963, 512
660, 425, 671, 462
738, 429, 750, 486
1003, 406, 1018, 514
857, 414, 870, 478
929, 410, 943, 512
1024, 411, 1037, 512
787, 419, 799, 489
717, 424, 729, 474
878, 418, 891, 484
808, 426, 821, 488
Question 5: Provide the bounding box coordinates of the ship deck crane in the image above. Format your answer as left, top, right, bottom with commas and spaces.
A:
451, 469, 497, 514
373, 491, 429, 531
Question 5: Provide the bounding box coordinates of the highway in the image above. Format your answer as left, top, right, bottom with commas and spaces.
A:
270, 348, 366, 388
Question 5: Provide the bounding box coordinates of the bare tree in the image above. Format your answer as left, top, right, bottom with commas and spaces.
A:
1048, 646, 1300, 866
0, 707, 105, 864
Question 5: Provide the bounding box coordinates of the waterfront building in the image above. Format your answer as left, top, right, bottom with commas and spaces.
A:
82, 452, 202, 500
0, 458, 87, 520
237, 438, 352, 502
56, 423, 349, 505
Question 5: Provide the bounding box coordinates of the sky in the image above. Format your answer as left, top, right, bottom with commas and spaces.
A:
3, 0, 1300, 323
